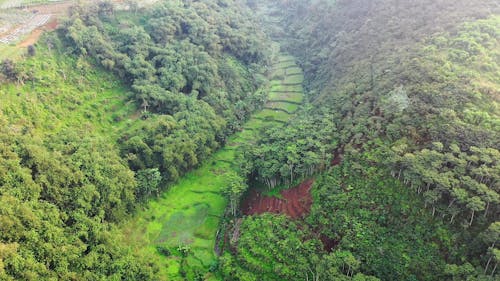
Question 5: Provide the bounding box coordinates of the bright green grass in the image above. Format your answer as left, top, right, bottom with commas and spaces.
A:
283, 73, 304, 85
284, 84, 304, 92
120, 53, 304, 280
276, 54, 295, 63
243, 117, 268, 130
270, 67, 285, 80
121, 136, 240, 281
256, 108, 290, 122
269, 83, 303, 93
266, 101, 299, 113
269, 82, 284, 91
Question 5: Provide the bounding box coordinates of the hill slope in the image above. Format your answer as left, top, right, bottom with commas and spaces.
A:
222, 0, 500, 280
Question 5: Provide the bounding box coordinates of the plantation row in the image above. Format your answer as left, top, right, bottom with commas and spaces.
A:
120, 52, 305, 280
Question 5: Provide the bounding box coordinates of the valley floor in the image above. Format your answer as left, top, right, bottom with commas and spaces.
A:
120, 51, 306, 280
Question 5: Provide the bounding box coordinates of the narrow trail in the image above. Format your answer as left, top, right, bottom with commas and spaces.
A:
121, 52, 305, 280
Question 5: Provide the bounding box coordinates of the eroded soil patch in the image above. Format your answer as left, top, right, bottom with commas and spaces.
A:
241, 179, 314, 219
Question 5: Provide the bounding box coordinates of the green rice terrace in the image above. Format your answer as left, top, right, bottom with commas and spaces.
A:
119, 53, 305, 280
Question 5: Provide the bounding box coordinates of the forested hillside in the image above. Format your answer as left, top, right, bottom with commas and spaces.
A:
61, 0, 271, 183
222, 0, 500, 280
0, 0, 272, 279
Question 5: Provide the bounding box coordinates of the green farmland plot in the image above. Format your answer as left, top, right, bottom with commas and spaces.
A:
283, 73, 304, 85
121, 53, 305, 280
257, 108, 290, 122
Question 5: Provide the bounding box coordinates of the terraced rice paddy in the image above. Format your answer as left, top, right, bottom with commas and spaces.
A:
0, 13, 50, 44
241, 179, 314, 219
120, 53, 305, 280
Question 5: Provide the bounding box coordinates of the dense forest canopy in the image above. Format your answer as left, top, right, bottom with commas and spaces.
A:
0, 0, 272, 279
222, 0, 500, 280
0, 0, 499, 280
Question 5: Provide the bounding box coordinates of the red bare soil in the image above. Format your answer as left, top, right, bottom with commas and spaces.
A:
241, 179, 314, 219
18, 18, 57, 47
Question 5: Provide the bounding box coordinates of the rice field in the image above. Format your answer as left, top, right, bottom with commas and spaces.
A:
120, 53, 305, 280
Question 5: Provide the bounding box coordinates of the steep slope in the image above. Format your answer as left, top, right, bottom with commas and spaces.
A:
120, 52, 305, 280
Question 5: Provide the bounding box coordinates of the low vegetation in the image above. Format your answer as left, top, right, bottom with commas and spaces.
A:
0, 0, 275, 279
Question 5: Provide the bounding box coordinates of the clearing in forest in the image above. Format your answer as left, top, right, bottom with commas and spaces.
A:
240, 179, 314, 219
121, 53, 305, 280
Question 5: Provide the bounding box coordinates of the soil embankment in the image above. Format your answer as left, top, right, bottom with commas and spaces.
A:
241, 179, 314, 219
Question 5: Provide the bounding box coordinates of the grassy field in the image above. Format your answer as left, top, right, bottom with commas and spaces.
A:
269, 89, 303, 104
0, 44, 22, 60
0, 45, 136, 137
283, 73, 304, 84
285, 66, 302, 75
120, 53, 305, 280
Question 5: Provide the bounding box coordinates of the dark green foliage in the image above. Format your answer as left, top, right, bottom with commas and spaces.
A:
276, 0, 499, 151
27, 45, 36, 57
0, 1, 273, 279
135, 168, 162, 199
240, 106, 338, 188
221, 214, 380, 281
387, 143, 499, 226
228, 0, 499, 280
156, 245, 171, 257
309, 158, 453, 280
120, 108, 224, 182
